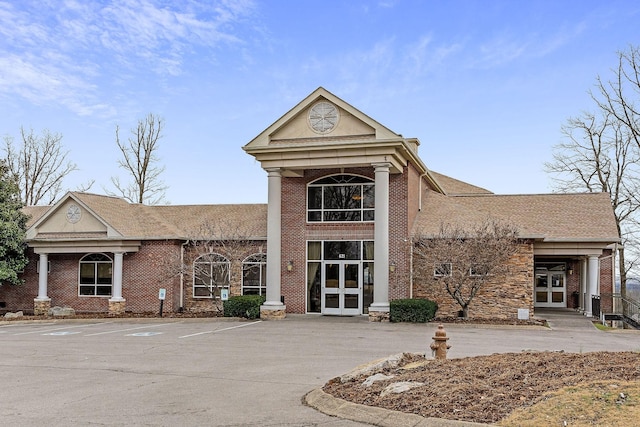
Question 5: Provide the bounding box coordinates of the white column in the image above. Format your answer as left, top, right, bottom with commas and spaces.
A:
585, 255, 600, 317
110, 252, 125, 302
264, 168, 284, 308
36, 253, 49, 300
370, 162, 391, 313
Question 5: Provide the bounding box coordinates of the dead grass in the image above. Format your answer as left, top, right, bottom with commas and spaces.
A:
323, 351, 640, 425
499, 380, 640, 427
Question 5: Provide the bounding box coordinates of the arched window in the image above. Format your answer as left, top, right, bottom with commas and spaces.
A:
307, 174, 375, 222
193, 253, 230, 298
79, 253, 113, 296
242, 253, 267, 295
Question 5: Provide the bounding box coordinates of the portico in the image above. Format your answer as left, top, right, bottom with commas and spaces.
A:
243, 88, 435, 320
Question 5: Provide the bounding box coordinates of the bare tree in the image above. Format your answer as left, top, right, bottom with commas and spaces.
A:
546, 45, 640, 299
3, 127, 77, 205
163, 218, 264, 314
413, 219, 521, 319
546, 110, 640, 298
593, 45, 640, 149
111, 113, 167, 204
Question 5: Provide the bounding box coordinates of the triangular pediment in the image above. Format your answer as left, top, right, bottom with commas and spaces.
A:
26, 192, 123, 240
243, 87, 435, 177
244, 87, 401, 149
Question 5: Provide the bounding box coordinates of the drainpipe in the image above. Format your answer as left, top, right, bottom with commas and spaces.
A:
180, 241, 187, 311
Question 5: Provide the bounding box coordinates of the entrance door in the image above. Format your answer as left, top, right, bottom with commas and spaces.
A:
322, 262, 361, 315
535, 270, 566, 308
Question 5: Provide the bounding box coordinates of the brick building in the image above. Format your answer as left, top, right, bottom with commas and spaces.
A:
1, 88, 619, 320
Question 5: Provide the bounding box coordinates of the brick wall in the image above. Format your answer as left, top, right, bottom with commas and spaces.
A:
0, 242, 183, 314
181, 241, 266, 313
280, 166, 416, 313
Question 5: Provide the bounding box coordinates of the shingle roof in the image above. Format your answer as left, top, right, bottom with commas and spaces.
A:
414, 190, 619, 242
27, 192, 267, 240
25, 185, 618, 244
429, 171, 493, 195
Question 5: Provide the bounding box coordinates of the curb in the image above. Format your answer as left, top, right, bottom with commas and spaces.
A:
303, 388, 493, 427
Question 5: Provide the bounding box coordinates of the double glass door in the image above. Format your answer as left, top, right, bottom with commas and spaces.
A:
322, 262, 361, 315
535, 265, 566, 307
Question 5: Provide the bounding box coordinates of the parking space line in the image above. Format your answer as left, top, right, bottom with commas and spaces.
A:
178, 320, 261, 338
0, 322, 56, 328
84, 322, 178, 336
12, 322, 113, 336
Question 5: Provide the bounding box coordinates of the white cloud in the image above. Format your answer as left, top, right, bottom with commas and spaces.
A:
0, 0, 257, 116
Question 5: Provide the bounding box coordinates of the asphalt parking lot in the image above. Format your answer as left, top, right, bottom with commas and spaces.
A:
0, 311, 638, 426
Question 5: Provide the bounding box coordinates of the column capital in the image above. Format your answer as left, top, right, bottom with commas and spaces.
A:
372, 162, 392, 171
265, 168, 282, 176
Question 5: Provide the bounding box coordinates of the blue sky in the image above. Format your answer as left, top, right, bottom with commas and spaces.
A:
1, 0, 639, 205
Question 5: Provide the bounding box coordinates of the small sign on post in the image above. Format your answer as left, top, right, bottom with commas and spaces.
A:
158, 288, 166, 317
220, 288, 229, 301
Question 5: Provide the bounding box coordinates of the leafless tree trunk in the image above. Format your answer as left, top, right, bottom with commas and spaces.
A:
2, 127, 77, 205
413, 219, 520, 319
110, 113, 167, 204
546, 45, 640, 299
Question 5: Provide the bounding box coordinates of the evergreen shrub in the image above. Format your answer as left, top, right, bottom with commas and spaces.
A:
223, 295, 266, 319
390, 298, 438, 323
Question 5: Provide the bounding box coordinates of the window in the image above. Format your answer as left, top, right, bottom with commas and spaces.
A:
434, 263, 452, 277
469, 264, 489, 277
242, 253, 266, 295
79, 253, 113, 296
307, 174, 374, 222
193, 253, 230, 298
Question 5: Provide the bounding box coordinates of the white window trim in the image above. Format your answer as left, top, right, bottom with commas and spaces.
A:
307, 174, 375, 223
78, 253, 113, 297
241, 253, 267, 296
193, 253, 230, 299
434, 262, 452, 277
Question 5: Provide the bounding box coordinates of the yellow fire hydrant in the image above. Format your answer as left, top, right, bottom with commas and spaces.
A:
430, 324, 451, 360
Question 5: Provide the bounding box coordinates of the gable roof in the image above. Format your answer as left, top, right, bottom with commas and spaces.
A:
414, 190, 619, 242
26, 192, 267, 241
242, 87, 444, 193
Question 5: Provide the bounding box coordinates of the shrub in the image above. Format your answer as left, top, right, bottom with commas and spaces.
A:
223, 295, 266, 319
390, 298, 438, 323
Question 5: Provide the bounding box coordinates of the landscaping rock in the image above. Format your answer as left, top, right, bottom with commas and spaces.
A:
49, 306, 75, 316
4, 311, 23, 319
380, 381, 425, 397
362, 373, 395, 387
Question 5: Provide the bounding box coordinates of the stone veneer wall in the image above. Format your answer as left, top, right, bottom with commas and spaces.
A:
413, 242, 535, 319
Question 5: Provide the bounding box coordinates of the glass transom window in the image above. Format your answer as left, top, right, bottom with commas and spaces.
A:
307, 174, 374, 222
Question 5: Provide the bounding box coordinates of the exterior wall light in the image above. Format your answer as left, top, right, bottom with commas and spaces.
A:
287, 261, 294, 272
389, 262, 396, 273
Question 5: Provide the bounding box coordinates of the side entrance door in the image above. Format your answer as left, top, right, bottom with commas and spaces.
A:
534, 269, 566, 308
322, 262, 361, 315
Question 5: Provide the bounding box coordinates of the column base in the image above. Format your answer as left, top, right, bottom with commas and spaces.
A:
34, 298, 51, 316
108, 298, 126, 315
260, 304, 286, 320
368, 310, 390, 322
